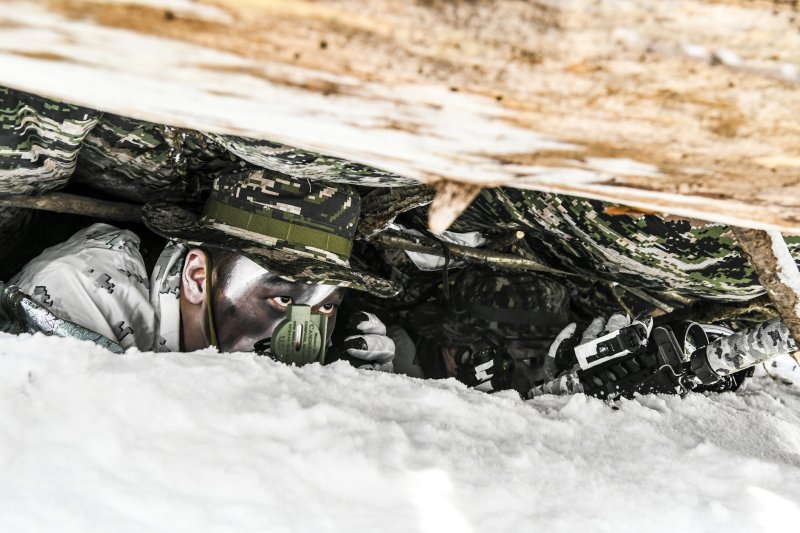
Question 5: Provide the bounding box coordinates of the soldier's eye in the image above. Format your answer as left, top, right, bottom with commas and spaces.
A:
271, 296, 293, 307
319, 303, 337, 315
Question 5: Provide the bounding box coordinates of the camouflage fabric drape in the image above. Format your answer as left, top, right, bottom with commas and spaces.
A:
0, 87, 100, 194
0, 86, 411, 202
3, 86, 799, 303
440, 188, 800, 300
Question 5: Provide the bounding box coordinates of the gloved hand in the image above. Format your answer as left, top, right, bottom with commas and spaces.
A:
454, 341, 515, 393
534, 312, 665, 399
543, 313, 635, 380
339, 311, 395, 372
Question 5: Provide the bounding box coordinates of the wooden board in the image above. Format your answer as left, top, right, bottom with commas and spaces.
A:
1, 0, 799, 232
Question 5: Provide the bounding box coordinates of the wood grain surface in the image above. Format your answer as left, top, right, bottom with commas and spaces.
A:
1, 0, 799, 232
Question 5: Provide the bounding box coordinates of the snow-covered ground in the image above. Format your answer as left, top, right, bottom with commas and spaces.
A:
2, 333, 800, 532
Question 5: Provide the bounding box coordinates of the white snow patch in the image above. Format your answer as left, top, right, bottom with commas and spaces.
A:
682, 43, 712, 62
713, 48, 743, 67
769, 230, 800, 317
584, 157, 663, 178
612, 27, 642, 48
517, 167, 608, 184
3, 333, 800, 532
780, 63, 800, 82
0, 1, 577, 188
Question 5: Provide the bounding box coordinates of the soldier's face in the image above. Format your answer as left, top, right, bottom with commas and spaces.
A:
211, 256, 344, 353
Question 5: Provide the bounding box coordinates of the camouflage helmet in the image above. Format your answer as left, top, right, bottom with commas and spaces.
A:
142, 168, 399, 297
410, 267, 571, 344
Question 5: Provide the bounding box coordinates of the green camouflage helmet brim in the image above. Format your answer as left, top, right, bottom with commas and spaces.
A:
142, 202, 400, 298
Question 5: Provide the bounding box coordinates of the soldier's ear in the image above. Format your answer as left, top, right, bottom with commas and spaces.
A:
182, 248, 209, 305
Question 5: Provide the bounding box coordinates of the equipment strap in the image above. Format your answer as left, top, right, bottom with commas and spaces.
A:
205, 252, 219, 349
203, 199, 352, 258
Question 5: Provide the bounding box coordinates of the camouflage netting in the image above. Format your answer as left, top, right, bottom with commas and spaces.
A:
1, 86, 797, 311
0, 86, 418, 277
0, 87, 415, 198
0, 87, 100, 195
75, 114, 232, 203
408, 189, 800, 301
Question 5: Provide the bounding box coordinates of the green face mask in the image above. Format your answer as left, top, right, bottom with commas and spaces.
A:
265, 304, 329, 366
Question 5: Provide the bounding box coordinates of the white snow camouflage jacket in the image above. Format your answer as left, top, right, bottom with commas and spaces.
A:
11, 223, 186, 352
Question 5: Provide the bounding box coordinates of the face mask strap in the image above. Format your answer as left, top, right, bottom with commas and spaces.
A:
205, 251, 219, 349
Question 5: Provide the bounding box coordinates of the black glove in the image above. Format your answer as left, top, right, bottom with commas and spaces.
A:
454, 340, 515, 393
543, 313, 632, 380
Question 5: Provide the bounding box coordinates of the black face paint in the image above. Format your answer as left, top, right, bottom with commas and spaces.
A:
211, 256, 342, 353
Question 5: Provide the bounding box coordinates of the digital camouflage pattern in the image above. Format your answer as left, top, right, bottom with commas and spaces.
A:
143, 168, 399, 298
75, 113, 236, 203
0, 85, 410, 292
0, 87, 100, 194
444, 188, 800, 301
0, 86, 412, 204
208, 134, 417, 187
2, 85, 797, 305
209, 168, 359, 255
527, 372, 585, 397
704, 317, 797, 376
0, 280, 124, 353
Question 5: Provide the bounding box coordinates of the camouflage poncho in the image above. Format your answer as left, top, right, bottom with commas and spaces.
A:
442, 188, 800, 301
2, 85, 798, 303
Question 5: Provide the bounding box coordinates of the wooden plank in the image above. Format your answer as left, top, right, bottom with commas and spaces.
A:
1, 0, 799, 232
734, 227, 800, 361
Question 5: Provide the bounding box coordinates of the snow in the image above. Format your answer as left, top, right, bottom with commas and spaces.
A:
3, 334, 800, 532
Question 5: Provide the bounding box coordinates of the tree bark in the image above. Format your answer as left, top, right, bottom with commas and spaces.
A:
0, 193, 143, 223
733, 228, 800, 360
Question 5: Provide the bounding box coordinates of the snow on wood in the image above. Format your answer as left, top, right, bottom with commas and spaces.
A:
1, 0, 799, 232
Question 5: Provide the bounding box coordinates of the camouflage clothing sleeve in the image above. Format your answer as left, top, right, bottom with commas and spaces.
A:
10, 223, 158, 351
0, 86, 101, 194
